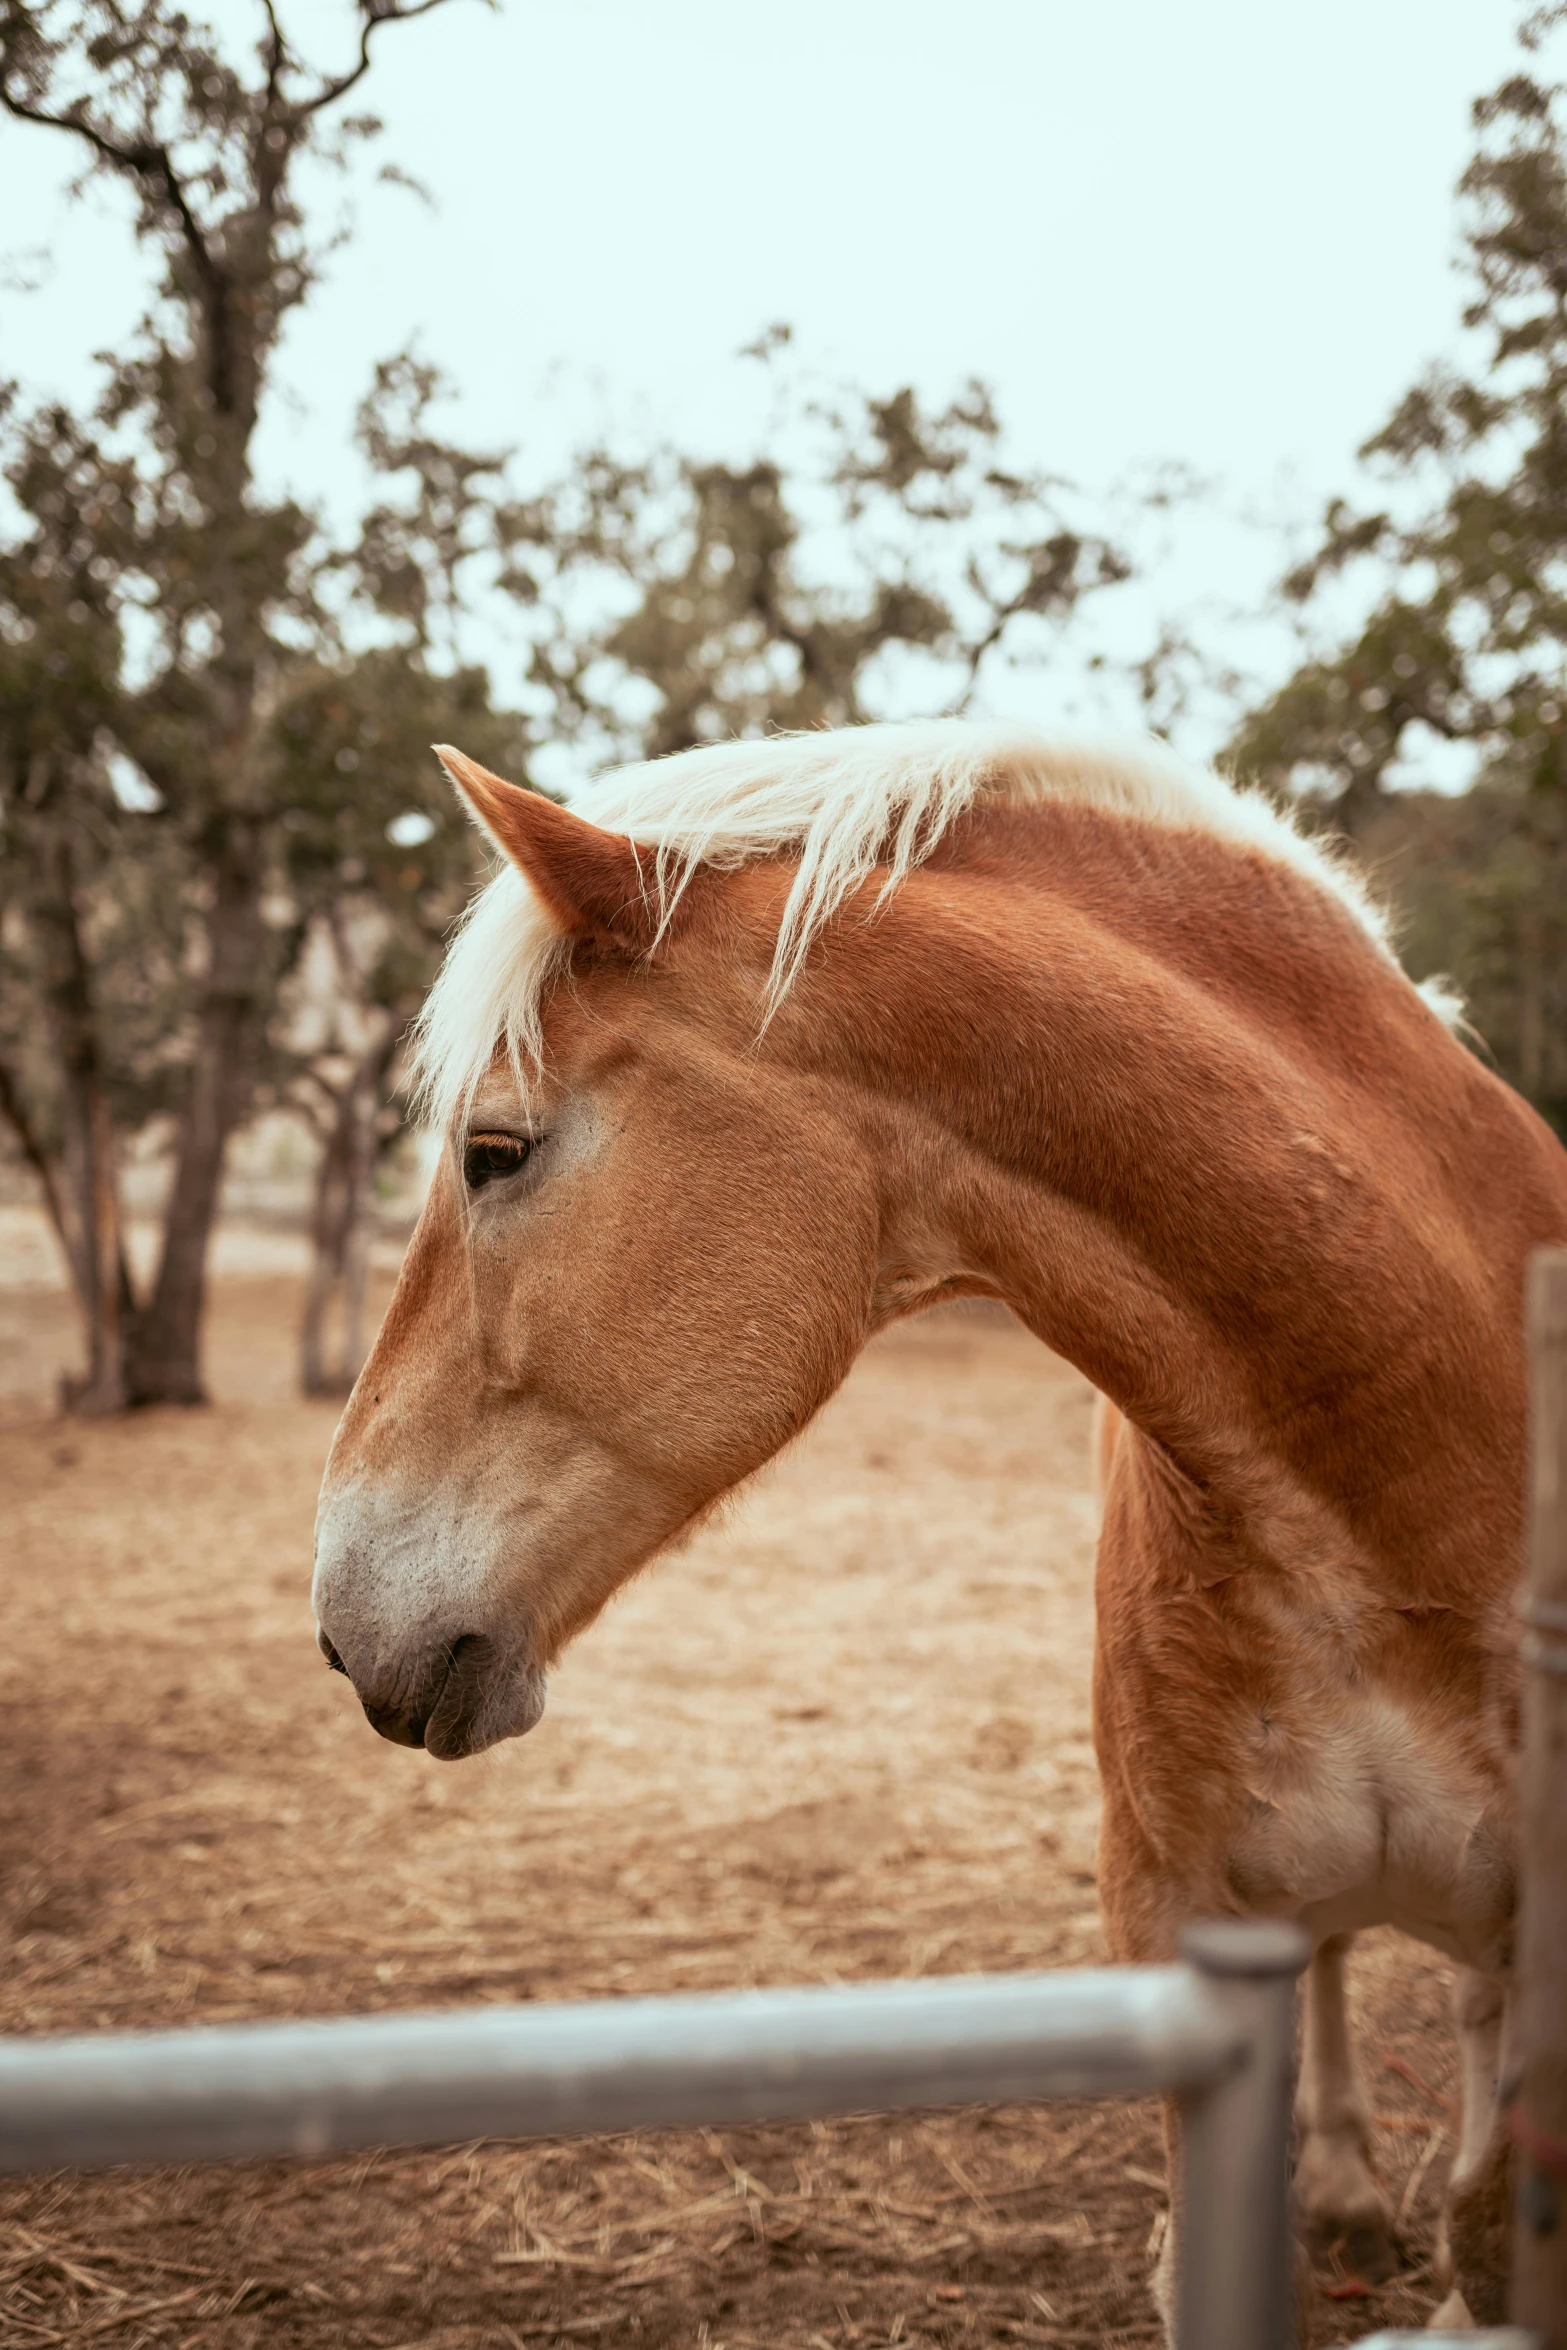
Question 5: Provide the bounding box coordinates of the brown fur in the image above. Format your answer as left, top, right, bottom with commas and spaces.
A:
315, 768, 1567, 2327
1091, 1394, 1123, 1515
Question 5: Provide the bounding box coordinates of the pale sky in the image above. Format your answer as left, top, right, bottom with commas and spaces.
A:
0, 0, 1527, 762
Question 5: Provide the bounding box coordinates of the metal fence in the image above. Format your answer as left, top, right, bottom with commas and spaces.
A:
0, 1917, 1305, 2350
14, 1252, 1565, 2347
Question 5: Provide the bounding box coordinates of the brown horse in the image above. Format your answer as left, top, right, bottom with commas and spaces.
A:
313, 721, 1567, 2332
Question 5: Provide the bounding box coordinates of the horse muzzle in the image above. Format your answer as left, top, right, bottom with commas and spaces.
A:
312, 1476, 552, 1759
313, 1617, 547, 1760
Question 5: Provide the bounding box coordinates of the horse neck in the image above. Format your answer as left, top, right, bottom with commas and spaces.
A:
793, 806, 1553, 1571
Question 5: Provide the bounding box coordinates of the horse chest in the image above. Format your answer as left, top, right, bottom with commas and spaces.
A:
1097, 1453, 1519, 1965
1222, 1623, 1514, 1966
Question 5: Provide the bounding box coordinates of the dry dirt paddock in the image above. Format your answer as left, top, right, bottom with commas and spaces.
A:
0, 1246, 1468, 2349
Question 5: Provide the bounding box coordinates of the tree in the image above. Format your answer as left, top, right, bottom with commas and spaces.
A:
508, 368, 1132, 769
0, 397, 230, 1404
268, 351, 1140, 1395
1229, 13, 1567, 1126
266, 644, 525, 1395
1353, 784, 1567, 1130
0, 0, 481, 1405
1, 11, 1146, 1412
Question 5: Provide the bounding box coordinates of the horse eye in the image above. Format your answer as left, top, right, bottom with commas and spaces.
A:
462, 1133, 533, 1191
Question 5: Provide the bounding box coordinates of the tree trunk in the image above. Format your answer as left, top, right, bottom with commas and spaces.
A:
0, 1058, 73, 1274
337, 1123, 378, 1390
299, 1094, 352, 1400
68, 1081, 132, 1413
300, 1032, 397, 1399
125, 819, 268, 1405
29, 819, 135, 1414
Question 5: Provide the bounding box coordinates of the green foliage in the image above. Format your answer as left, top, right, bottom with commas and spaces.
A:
0, 4, 1141, 1403
1229, 24, 1567, 1128
0, 0, 490, 1401
506, 373, 1129, 765
1231, 42, 1567, 809
0, 369, 511, 1122
1360, 788, 1567, 1129
0, 398, 189, 1141
267, 650, 523, 1021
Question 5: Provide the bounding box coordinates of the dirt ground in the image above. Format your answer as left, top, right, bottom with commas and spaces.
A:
0, 1242, 1468, 2348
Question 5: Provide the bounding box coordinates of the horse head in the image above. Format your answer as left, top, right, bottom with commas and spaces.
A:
311, 747, 898, 1756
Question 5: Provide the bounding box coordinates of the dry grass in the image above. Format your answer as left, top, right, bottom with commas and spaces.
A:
0, 1249, 1465, 2346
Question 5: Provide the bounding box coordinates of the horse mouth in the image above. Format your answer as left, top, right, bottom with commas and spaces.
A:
356, 1636, 546, 1761
421, 1634, 495, 1758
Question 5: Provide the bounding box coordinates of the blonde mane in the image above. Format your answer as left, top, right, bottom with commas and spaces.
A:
409, 718, 1449, 1133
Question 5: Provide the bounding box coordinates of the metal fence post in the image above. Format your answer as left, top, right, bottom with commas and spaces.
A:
1177, 1918, 1309, 2350
1514, 1248, 1567, 2347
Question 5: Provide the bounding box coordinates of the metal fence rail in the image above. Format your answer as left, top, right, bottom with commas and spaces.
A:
0, 1957, 1242, 2169
0, 1918, 1307, 2350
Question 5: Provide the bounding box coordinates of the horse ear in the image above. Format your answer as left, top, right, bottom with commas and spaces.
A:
433, 746, 657, 951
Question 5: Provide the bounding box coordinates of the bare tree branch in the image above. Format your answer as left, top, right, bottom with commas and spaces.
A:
0, 76, 144, 172
299, 0, 473, 120
0, 80, 222, 302
260, 0, 287, 119
952, 598, 1024, 713
142, 144, 223, 299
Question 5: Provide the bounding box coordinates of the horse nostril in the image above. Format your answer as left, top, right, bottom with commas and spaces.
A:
318, 1632, 348, 1675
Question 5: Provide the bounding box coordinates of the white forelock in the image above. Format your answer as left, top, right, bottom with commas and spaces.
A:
408, 718, 1456, 1133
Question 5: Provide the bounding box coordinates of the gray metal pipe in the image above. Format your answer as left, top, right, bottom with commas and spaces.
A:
1177, 1919, 1311, 2350
0, 1963, 1242, 2176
